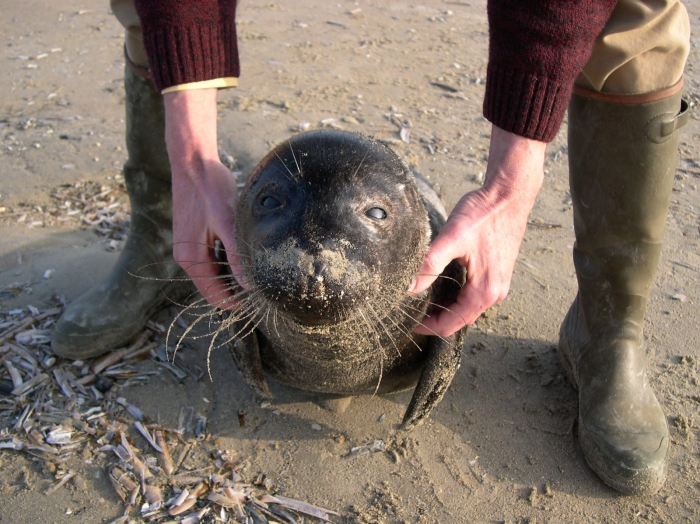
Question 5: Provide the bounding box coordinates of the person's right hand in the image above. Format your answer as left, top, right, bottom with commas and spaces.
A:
164, 88, 246, 310
410, 125, 547, 337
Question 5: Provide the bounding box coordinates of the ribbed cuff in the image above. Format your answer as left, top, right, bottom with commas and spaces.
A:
483, 62, 573, 143
143, 20, 240, 93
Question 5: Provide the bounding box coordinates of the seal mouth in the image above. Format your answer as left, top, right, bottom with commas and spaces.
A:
278, 277, 350, 325
247, 237, 383, 324
283, 309, 344, 326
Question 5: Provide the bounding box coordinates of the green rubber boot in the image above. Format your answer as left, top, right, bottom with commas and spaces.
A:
52, 67, 194, 359
559, 87, 689, 495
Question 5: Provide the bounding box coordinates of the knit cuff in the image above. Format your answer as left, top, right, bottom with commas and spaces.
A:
142, 20, 240, 93
483, 62, 573, 143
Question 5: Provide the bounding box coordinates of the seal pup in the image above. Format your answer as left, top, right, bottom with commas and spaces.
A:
226, 130, 465, 428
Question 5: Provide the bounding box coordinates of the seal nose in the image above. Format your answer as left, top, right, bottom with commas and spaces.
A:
313, 260, 328, 280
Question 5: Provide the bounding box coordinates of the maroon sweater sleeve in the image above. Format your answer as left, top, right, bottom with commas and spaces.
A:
134, 0, 239, 92
484, 0, 616, 142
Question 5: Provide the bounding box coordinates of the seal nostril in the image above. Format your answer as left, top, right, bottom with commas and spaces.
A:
314, 260, 328, 278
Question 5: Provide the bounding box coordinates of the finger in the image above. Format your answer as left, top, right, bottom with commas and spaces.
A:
176, 245, 236, 310
409, 231, 465, 295
413, 278, 500, 337
414, 306, 473, 337
189, 267, 235, 310
218, 231, 249, 291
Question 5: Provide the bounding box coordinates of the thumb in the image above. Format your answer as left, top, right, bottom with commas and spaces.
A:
219, 233, 249, 291
409, 233, 462, 295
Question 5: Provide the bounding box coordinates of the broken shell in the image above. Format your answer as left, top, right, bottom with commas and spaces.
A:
178, 406, 194, 434
269, 495, 340, 521
46, 427, 73, 446
155, 430, 174, 475
134, 421, 163, 453
194, 415, 207, 441
46, 471, 75, 495
168, 496, 197, 516
170, 488, 190, 508
208, 492, 240, 508
143, 484, 163, 506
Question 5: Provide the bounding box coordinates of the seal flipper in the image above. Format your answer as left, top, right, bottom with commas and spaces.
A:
401, 331, 462, 429
402, 175, 465, 428
227, 320, 274, 399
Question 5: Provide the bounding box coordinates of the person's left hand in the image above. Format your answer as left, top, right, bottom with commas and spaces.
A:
409, 126, 546, 337
164, 88, 246, 310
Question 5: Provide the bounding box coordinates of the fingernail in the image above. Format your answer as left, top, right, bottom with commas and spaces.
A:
408, 277, 416, 293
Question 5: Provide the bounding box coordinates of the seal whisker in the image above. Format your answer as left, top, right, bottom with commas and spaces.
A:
216, 290, 267, 322
156, 286, 202, 310
270, 302, 283, 340
287, 140, 303, 180
172, 261, 257, 276
257, 299, 281, 340
186, 297, 261, 347
205, 311, 265, 381
273, 151, 299, 182
193, 274, 259, 304
208, 292, 250, 313
168, 305, 215, 360
173, 289, 260, 345
366, 302, 402, 359
125, 268, 196, 283
396, 305, 450, 345
412, 272, 465, 288
351, 149, 370, 181
165, 293, 228, 353
229, 313, 265, 341
423, 300, 469, 329
171, 240, 254, 261
356, 305, 386, 397
380, 303, 428, 355
173, 292, 252, 336
268, 161, 298, 183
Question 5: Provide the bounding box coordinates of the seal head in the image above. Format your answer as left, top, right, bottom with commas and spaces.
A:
228, 130, 465, 428
235, 130, 429, 324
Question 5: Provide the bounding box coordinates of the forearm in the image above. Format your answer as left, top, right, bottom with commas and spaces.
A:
164, 89, 220, 176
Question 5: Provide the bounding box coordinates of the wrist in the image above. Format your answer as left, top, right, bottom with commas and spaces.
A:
482, 125, 546, 205
164, 88, 220, 173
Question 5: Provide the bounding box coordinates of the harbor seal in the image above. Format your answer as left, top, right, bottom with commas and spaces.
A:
225, 130, 465, 428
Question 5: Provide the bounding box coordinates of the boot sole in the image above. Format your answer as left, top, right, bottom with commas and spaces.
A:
558, 327, 667, 496
578, 420, 667, 495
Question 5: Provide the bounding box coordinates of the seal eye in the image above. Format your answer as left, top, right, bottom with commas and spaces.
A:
365, 207, 388, 220
260, 196, 281, 209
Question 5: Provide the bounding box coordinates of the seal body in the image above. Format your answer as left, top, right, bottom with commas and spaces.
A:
228, 130, 465, 428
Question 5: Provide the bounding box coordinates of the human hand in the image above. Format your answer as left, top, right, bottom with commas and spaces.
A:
410, 125, 546, 337
164, 89, 245, 310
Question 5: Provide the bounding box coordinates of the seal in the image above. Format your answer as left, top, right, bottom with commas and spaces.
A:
225, 130, 465, 428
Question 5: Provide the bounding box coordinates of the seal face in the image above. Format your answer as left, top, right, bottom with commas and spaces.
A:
228, 130, 465, 428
